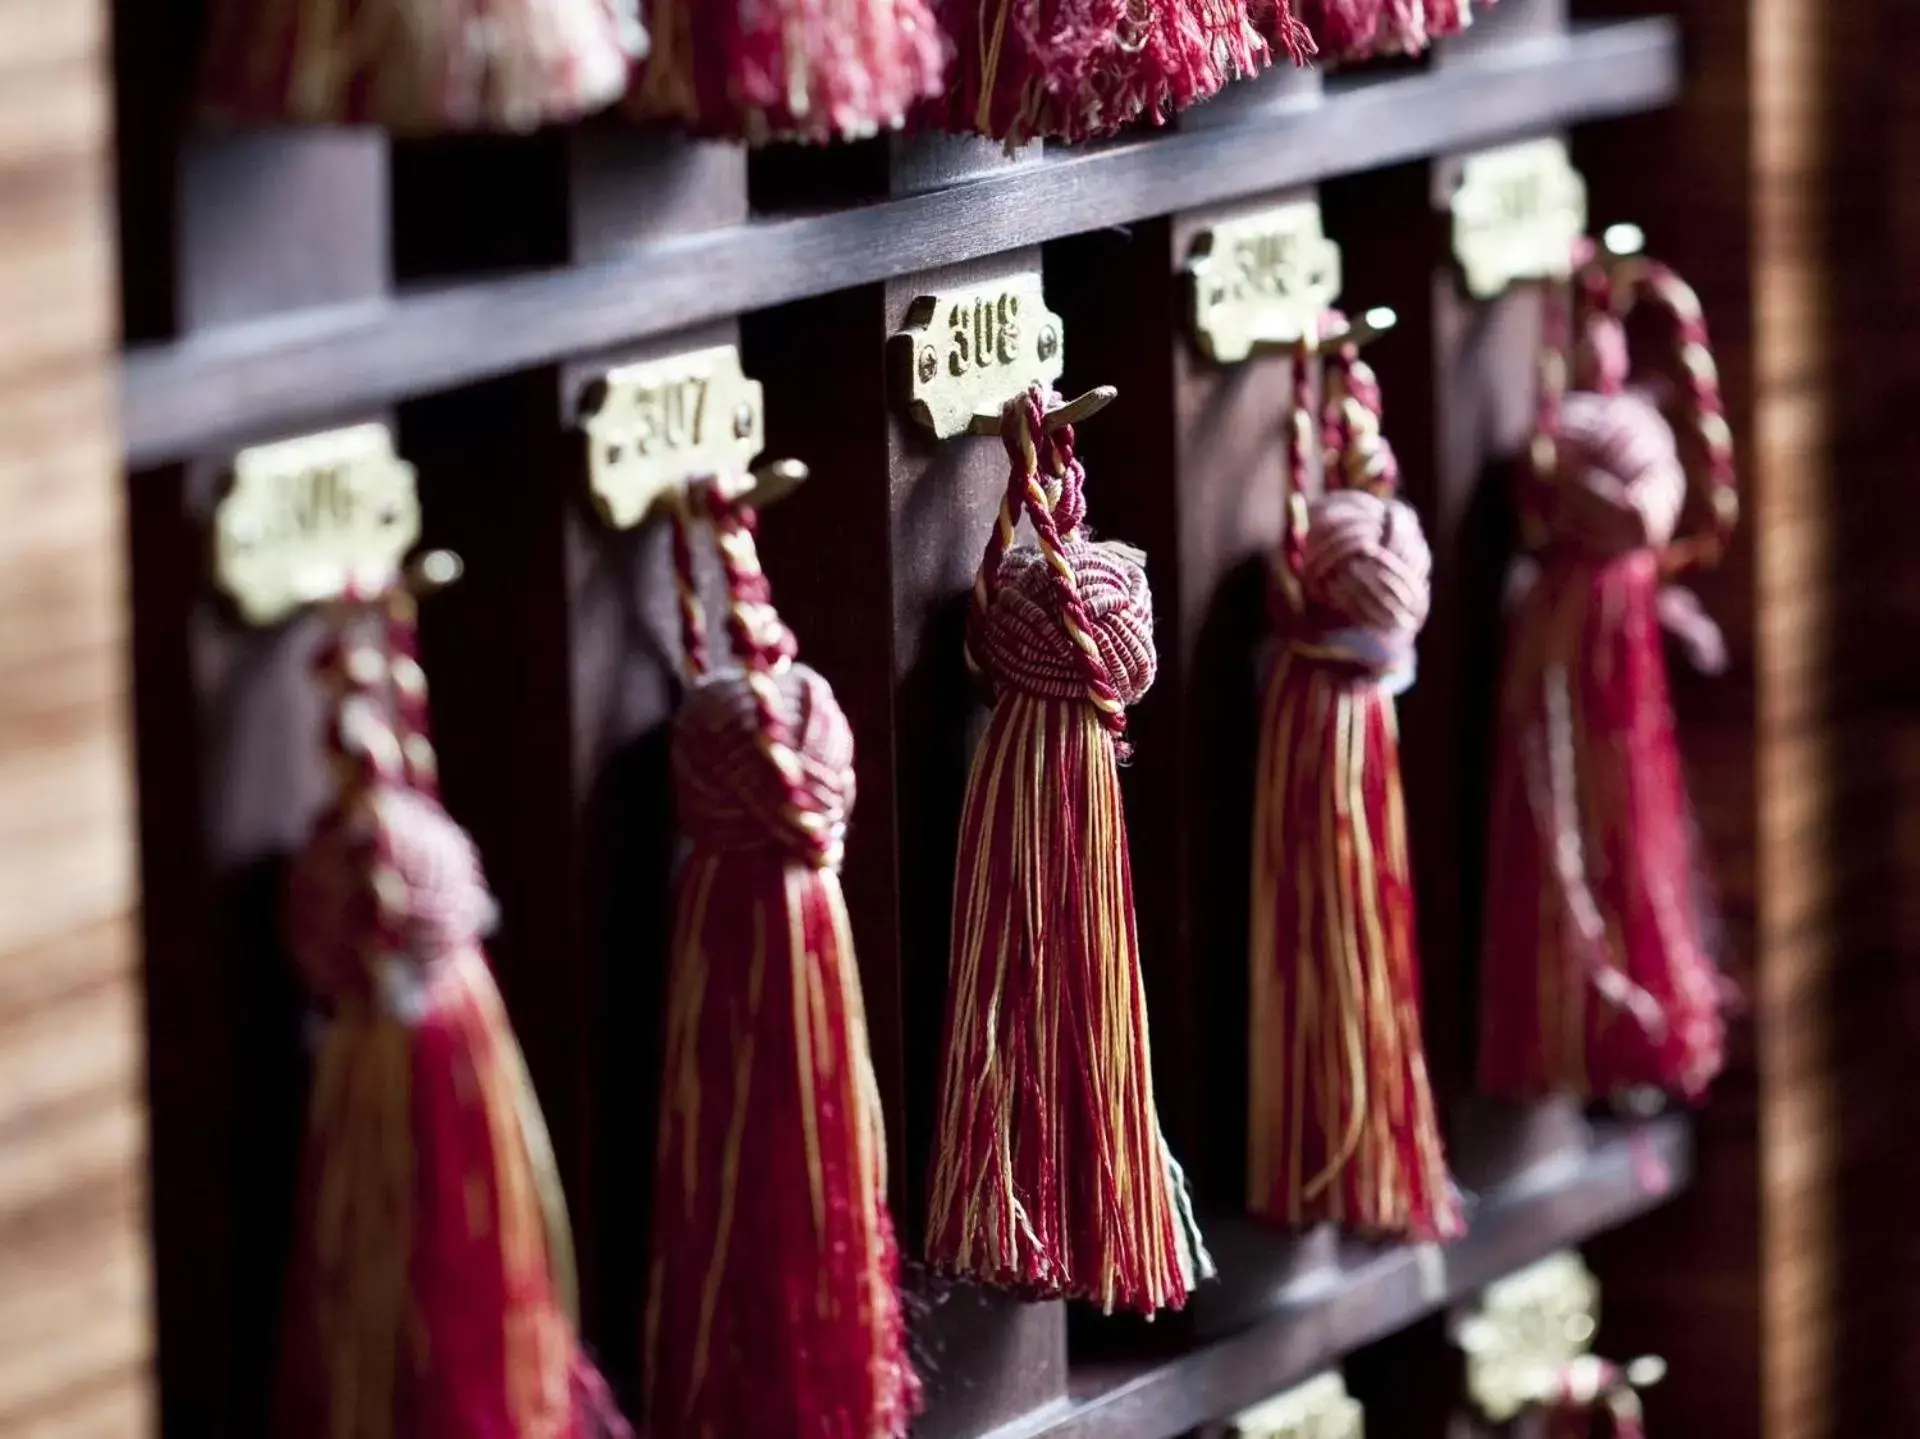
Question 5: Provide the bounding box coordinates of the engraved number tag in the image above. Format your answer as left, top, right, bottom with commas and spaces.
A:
214, 423, 421, 626
1187, 202, 1344, 363
1452, 1250, 1601, 1421
890, 274, 1065, 439
1450, 138, 1590, 300
579, 345, 766, 529
1213, 1371, 1363, 1439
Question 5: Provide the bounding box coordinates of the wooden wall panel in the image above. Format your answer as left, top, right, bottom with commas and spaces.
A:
1581, 0, 1920, 1435
0, 0, 153, 1432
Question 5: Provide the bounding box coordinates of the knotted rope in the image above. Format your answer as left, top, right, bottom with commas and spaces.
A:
1272, 319, 1433, 678
1532, 240, 1737, 574
288, 593, 496, 1018
967, 386, 1155, 743
667, 483, 850, 871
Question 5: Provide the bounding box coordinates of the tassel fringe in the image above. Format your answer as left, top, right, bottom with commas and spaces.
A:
1248, 650, 1462, 1240
645, 855, 917, 1439
928, 693, 1204, 1313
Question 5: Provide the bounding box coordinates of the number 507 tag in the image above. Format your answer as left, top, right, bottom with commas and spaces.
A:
579, 344, 767, 529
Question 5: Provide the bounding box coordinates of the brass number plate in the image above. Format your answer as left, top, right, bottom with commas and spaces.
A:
1214, 1371, 1363, 1439
1453, 1249, 1600, 1421
1450, 138, 1589, 300
1187, 201, 1344, 363
214, 423, 421, 625
579, 344, 766, 529
890, 274, 1065, 438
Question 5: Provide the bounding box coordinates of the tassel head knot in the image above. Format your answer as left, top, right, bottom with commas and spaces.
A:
1550, 389, 1686, 556
1298, 488, 1432, 647
978, 540, 1157, 707
286, 784, 498, 1015
672, 663, 855, 867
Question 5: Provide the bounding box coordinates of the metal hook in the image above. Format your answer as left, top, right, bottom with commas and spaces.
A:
739, 458, 810, 509
1246, 307, 1399, 360
965, 385, 1118, 436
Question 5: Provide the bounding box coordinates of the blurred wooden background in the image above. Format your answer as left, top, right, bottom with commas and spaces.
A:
0, 0, 153, 1433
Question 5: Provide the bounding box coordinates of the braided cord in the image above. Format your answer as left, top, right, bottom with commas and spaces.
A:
1322, 327, 1401, 500
667, 494, 712, 680
1525, 236, 1615, 549
309, 592, 411, 994
1270, 334, 1319, 625
698, 482, 838, 868
382, 589, 441, 800
964, 399, 1032, 682
1615, 258, 1739, 571
1001, 387, 1128, 735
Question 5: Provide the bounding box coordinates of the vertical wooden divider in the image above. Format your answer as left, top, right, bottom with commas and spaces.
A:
1044, 193, 1343, 1347
744, 138, 1069, 1439
395, 128, 748, 1412
117, 66, 394, 1430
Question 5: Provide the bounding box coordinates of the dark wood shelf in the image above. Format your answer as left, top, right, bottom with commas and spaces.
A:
121, 19, 1678, 467
987, 1115, 1691, 1439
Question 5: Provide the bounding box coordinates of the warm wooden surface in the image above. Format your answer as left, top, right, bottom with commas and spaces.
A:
1745, 0, 1920, 1431
1574, 1, 1920, 1435
0, 0, 152, 1432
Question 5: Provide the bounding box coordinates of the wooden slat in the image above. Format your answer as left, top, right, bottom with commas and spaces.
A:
1010, 1117, 1691, 1439
120, 20, 1680, 468
0, 0, 151, 1429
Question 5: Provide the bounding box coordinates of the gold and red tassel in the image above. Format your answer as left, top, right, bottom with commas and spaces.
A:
1291, 0, 1476, 61
278, 590, 626, 1439
1247, 328, 1462, 1241
926, 386, 1209, 1315
929, 0, 1292, 146
627, 0, 948, 143
643, 483, 918, 1439
1477, 245, 1735, 1105
200, 0, 646, 131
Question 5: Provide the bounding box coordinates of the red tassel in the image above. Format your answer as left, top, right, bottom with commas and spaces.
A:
279, 595, 626, 1439
627, 0, 948, 143
926, 388, 1209, 1315
928, 0, 1273, 145
1294, 0, 1473, 60
1294, 0, 1385, 60
644, 487, 918, 1439
200, 0, 645, 130
1247, 336, 1462, 1241
1479, 253, 1734, 1104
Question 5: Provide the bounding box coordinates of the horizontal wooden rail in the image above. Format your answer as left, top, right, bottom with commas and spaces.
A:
121, 19, 1678, 466
997, 1115, 1691, 1439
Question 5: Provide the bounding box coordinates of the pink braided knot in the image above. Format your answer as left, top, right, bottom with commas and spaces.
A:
971, 388, 1156, 735
1299, 488, 1433, 642
672, 663, 854, 869
1548, 389, 1687, 557
286, 784, 497, 1015
666, 479, 849, 868
975, 542, 1157, 707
